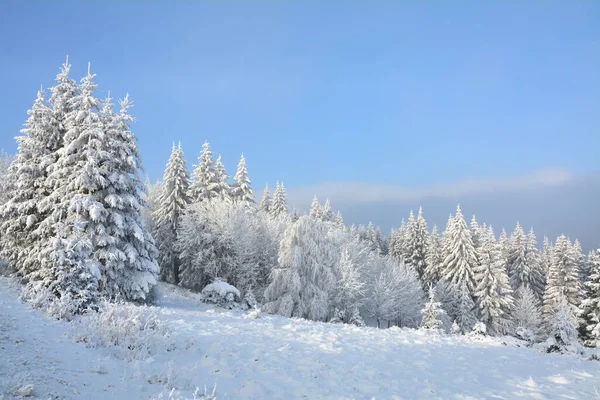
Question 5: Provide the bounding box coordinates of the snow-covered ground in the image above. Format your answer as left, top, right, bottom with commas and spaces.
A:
1, 277, 600, 399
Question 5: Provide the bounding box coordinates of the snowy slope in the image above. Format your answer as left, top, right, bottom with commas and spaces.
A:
2, 278, 600, 399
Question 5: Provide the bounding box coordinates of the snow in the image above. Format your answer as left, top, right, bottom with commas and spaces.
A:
2, 277, 600, 399
201, 280, 240, 299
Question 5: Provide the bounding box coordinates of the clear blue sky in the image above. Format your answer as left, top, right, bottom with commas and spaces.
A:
1, 2, 599, 229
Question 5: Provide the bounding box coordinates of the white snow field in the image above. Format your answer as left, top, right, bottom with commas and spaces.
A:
1, 277, 600, 400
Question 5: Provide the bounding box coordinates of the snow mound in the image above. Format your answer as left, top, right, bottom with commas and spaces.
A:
200, 280, 241, 309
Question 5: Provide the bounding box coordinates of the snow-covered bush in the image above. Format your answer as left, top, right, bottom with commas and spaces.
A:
451, 320, 461, 335
72, 300, 171, 361
545, 296, 582, 354
242, 290, 258, 310
514, 326, 536, 344
470, 322, 487, 336
201, 280, 241, 309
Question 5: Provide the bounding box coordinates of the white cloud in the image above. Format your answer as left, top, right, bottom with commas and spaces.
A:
287, 167, 575, 206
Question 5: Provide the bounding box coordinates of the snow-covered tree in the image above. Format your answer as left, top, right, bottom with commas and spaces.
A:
507, 224, 544, 299
154, 143, 191, 284
188, 141, 219, 203
389, 219, 407, 262
321, 199, 334, 222
263, 216, 336, 321
141, 178, 163, 235
405, 207, 429, 279
270, 181, 288, 218
511, 287, 543, 338
213, 155, 231, 202
334, 211, 345, 230
231, 154, 254, 207
309, 195, 321, 220
0, 150, 14, 207
1, 88, 57, 277
543, 235, 581, 319
454, 281, 477, 333
331, 249, 366, 325
499, 228, 510, 268
473, 226, 513, 335
548, 293, 580, 353
571, 239, 586, 283
579, 249, 600, 347
423, 225, 443, 286
441, 205, 478, 294
259, 184, 271, 213
420, 285, 446, 331
540, 236, 553, 276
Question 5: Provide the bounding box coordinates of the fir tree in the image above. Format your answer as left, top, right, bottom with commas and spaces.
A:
540, 236, 553, 276
335, 210, 345, 230
309, 196, 321, 220
154, 143, 191, 284
441, 205, 478, 293
259, 184, 271, 213
321, 199, 334, 222
188, 141, 218, 203
579, 249, 600, 347
512, 286, 543, 338
213, 155, 231, 201
473, 226, 513, 335
270, 181, 288, 217
543, 235, 581, 318
231, 154, 254, 207
405, 207, 429, 279
420, 285, 446, 330
423, 225, 443, 286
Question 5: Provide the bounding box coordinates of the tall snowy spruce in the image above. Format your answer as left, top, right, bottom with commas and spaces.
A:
579, 249, 600, 347
213, 155, 231, 201
309, 196, 321, 220
270, 181, 288, 218
154, 143, 191, 284
543, 235, 581, 318
507, 223, 544, 299
440, 206, 479, 332
404, 207, 429, 280
259, 184, 271, 213
423, 225, 443, 286
1, 89, 57, 278
188, 141, 219, 203
263, 216, 336, 321
473, 226, 513, 335
231, 154, 255, 207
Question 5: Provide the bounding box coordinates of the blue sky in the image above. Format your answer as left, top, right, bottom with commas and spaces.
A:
1, 1, 599, 248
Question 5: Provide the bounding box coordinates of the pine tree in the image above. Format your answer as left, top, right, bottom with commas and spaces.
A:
309, 195, 321, 220
548, 293, 579, 352
420, 285, 446, 330
441, 205, 478, 293
571, 239, 587, 283
188, 141, 219, 203
259, 184, 271, 213
270, 181, 288, 217
231, 154, 254, 207
470, 215, 481, 251
290, 208, 300, 222
543, 235, 581, 318
579, 249, 600, 347
335, 210, 345, 230
473, 226, 513, 335
499, 228, 510, 268
213, 155, 231, 201
424, 225, 443, 286
154, 143, 191, 284
540, 236, 553, 276
405, 207, 429, 279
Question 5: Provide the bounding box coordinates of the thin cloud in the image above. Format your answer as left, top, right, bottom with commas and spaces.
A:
288, 168, 575, 206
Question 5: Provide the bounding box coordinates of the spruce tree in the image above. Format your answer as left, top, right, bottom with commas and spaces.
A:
259, 184, 271, 213
309, 195, 321, 220
424, 225, 443, 286
543, 235, 581, 318
188, 141, 218, 203
441, 205, 478, 293
321, 199, 334, 222
270, 181, 288, 217
335, 210, 345, 230
420, 285, 446, 330
540, 236, 553, 276
154, 143, 191, 284
231, 154, 254, 207
579, 249, 600, 347
512, 287, 543, 338
405, 207, 429, 279
213, 155, 231, 201
473, 226, 513, 335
